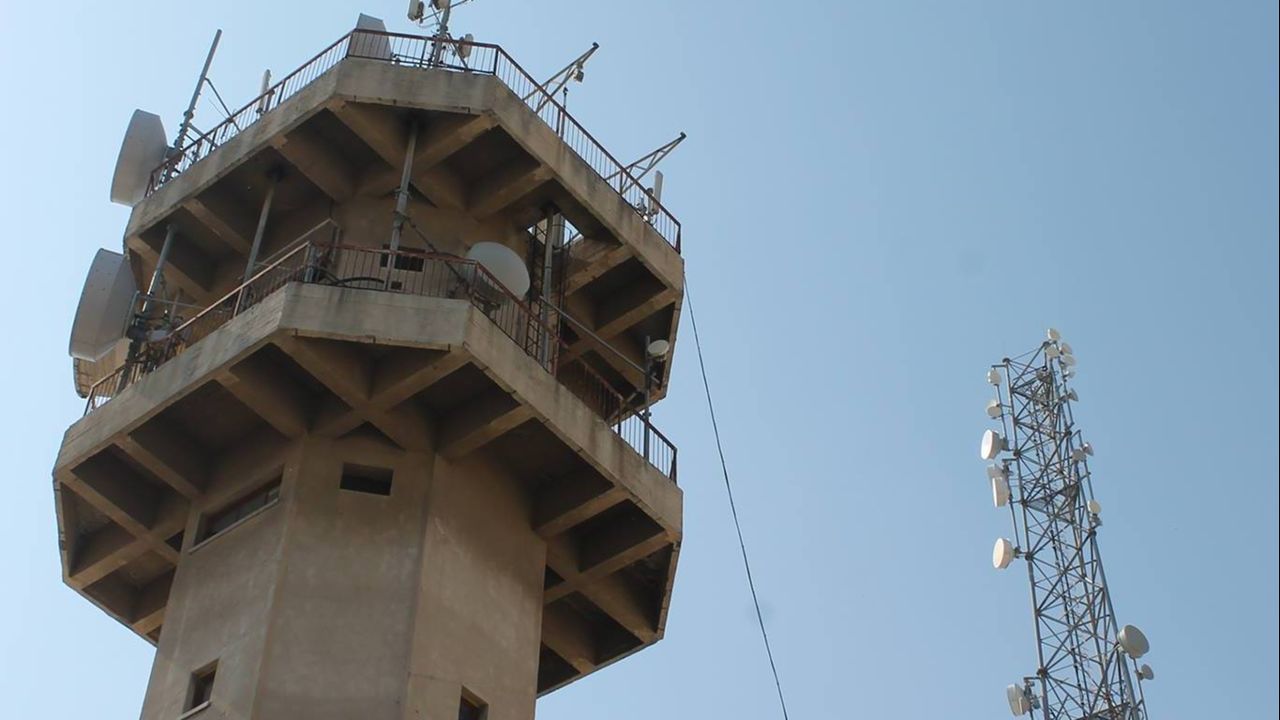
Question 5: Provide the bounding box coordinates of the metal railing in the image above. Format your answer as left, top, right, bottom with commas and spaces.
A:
84, 241, 676, 481
146, 30, 682, 252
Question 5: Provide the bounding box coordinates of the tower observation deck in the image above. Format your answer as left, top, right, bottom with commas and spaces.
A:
54, 21, 685, 719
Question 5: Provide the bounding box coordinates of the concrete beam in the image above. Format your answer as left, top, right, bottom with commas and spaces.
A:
541, 603, 596, 675
68, 523, 146, 588
117, 423, 208, 498
579, 513, 667, 576
564, 240, 630, 296
439, 388, 534, 458
127, 236, 217, 304
183, 194, 253, 255
67, 455, 160, 535
534, 470, 626, 538
544, 538, 658, 643
218, 355, 311, 438
270, 130, 356, 202
131, 570, 174, 636
333, 102, 407, 168
370, 349, 467, 407
595, 284, 675, 341
469, 160, 552, 218
362, 114, 498, 197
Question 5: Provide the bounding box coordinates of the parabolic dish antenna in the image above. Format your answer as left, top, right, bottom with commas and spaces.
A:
109, 110, 168, 206
1138, 664, 1155, 681
985, 399, 1002, 419
993, 538, 1015, 569
1118, 625, 1150, 658
1087, 499, 1102, 515
69, 249, 137, 361
1059, 342, 1073, 355
1046, 327, 1061, 342
980, 429, 1005, 460
1045, 344, 1060, 359
466, 242, 530, 298
992, 475, 1011, 508
646, 338, 670, 357
987, 464, 1007, 481
1006, 684, 1033, 716
987, 368, 1002, 386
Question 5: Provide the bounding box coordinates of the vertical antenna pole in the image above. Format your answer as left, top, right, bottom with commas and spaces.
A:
387, 120, 420, 287
172, 29, 222, 160
540, 209, 563, 366
145, 225, 178, 309
242, 172, 280, 285
429, 3, 453, 66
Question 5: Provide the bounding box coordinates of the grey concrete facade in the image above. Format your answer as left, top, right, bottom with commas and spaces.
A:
55, 44, 685, 719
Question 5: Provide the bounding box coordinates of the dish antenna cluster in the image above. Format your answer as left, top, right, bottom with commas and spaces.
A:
981, 330, 1156, 718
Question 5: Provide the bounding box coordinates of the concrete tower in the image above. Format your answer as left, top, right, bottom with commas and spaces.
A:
55, 22, 684, 720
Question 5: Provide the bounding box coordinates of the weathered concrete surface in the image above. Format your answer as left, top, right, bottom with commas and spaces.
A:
54, 282, 682, 716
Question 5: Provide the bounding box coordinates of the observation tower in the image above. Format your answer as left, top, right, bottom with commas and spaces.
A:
55, 11, 685, 719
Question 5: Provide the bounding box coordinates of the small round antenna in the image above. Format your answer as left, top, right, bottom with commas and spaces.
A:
1045, 344, 1060, 359
985, 399, 1002, 419
1117, 625, 1150, 658
1006, 684, 1033, 716
987, 368, 1003, 386
987, 465, 1008, 481
646, 339, 670, 358
1087, 499, 1102, 515
1046, 327, 1061, 342
1138, 664, 1155, 681
992, 538, 1016, 569
980, 429, 1005, 460
1059, 342, 1074, 355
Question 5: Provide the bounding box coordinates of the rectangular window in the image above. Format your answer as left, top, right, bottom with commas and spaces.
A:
201, 479, 281, 543
458, 692, 486, 720
186, 662, 217, 711
379, 245, 426, 272
340, 464, 393, 496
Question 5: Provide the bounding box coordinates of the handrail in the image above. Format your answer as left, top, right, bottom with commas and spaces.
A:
83, 241, 677, 480
145, 30, 681, 252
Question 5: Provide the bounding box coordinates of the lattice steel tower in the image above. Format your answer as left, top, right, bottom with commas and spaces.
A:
981, 332, 1155, 719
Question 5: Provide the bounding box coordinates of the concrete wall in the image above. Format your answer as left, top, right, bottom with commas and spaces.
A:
137, 427, 545, 719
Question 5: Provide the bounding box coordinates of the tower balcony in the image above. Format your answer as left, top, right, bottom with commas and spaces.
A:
56, 241, 682, 697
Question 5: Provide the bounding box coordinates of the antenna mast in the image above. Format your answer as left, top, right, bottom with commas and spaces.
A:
171, 30, 222, 162
983, 332, 1155, 719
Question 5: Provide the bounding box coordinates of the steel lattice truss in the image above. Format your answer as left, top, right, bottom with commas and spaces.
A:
992, 345, 1149, 720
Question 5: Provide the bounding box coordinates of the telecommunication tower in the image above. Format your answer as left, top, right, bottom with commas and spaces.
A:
981, 331, 1155, 718
55, 8, 687, 719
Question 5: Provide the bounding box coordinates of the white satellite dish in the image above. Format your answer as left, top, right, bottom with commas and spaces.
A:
457, 33, 474, 60
69, 249, 137, 361
1138, 664, 1155, 681
1082, 441, 1094, 456
1006, 684, 1033, 716
1087, 499, 1102, 515
1071, 448, 1087, 463
110, 110, 168, 206
1060, 354, 1078, 367
466, 242, 530, 297
1118, 625, 1150, 659
987, 368, 1002, 386
647, 339, 670, 357
992, 475, 1011, 508
1046, 328, 1061, 342
1065, 389, 1079, 402
987, 464, 1008, 481
1059, 342, 1074, 355
993, 538, 1016, 570
408, 0, 426, 20
986, 399, 1003, 419
1045, 344, 1060, 359
980, 429, 1005, 460
351, 14, 392, 60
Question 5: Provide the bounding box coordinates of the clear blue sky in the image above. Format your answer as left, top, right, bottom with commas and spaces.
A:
1, 1, 1275, 717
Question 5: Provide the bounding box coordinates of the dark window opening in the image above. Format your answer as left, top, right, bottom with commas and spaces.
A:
201, 479, 281, 542
458, 693, 486, 720
340, 464, 394, 496
380, 245, 426, 272
187, 663, 217, 710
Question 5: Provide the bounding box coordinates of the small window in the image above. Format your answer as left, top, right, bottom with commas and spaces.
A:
201, 479, 281, 542
458, 692, 486, 720
340, 464, 393, 496
380, 245, 426, 272
187, 662, 217, 710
